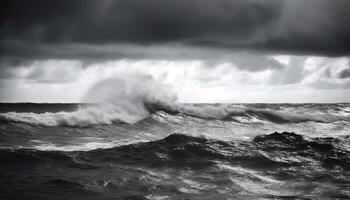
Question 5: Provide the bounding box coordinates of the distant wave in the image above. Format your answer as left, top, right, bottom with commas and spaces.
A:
175, 104, 350, 123
1, 103, 349, 127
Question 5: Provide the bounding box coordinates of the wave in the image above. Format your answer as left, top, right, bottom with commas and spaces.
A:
0, 72, 178, 127
1, 103, 349, 127
1, 132, 349, 199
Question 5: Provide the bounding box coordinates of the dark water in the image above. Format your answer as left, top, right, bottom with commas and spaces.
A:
0, 103, 350, 199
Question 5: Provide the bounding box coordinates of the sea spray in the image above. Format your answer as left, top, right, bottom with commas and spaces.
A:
83, 72, 177, 107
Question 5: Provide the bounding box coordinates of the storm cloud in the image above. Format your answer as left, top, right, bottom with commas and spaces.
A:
1, 0, 350, 60
1, 0, 350, 103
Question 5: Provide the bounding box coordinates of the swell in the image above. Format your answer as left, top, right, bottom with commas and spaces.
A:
2, 132, 349, 170
2, 132, 349, 200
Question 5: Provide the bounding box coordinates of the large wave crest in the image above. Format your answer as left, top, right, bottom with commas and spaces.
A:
0, 72, 178, 127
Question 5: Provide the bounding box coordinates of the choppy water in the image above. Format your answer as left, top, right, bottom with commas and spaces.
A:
0, 103, 350, 199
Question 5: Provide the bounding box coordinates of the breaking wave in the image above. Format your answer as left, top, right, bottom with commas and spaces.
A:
0, 72, 177, 127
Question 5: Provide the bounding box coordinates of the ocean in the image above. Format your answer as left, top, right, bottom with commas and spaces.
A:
0, 103, 349, 199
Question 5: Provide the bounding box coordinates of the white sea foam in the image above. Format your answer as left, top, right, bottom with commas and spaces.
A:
1, 103, 349, 127
0, 104, 147, 127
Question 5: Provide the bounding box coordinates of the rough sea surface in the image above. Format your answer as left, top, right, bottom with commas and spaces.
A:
0, 103, 349, 200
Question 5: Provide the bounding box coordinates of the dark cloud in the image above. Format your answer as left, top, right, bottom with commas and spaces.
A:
1, 0, 350, 61
339, 69, 350, 79
338, 60, 350, 79
0, 42, 284, 72
0, 0, 281, 43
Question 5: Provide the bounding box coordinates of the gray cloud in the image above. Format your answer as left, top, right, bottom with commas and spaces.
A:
231, 55, 284, 71
268, 57, 306, 85
0, 57, 83, 83
0, 58, 33, 79
310, 81, 350, 89
339, 68, 350, 79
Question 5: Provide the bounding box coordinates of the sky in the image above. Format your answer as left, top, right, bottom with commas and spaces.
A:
1, 0, 350, 103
